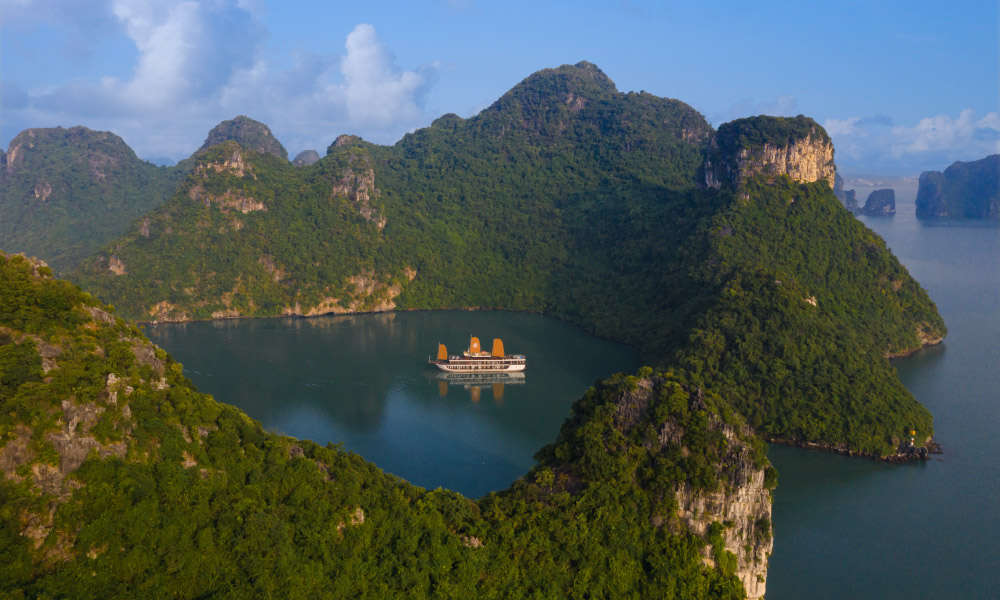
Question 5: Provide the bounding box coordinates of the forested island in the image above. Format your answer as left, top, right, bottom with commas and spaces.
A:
0, 62, 946, 597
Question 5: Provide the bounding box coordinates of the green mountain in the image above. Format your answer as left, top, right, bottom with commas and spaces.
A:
916, 154, 999, 219
0, 127, 185, 274
1, 251, 761, 597
73, 62, 944, 458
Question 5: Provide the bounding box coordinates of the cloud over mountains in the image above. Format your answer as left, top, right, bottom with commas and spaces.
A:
1, 0, 440, 161
826, 109, 1000, 174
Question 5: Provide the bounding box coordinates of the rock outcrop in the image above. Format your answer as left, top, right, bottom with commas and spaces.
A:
331, 151, 385, 229
670, 403, 772, 599
862, 188, 896, 216
702, 115, 835, 190
916, 154, 999, 220
597, 378, 774, 599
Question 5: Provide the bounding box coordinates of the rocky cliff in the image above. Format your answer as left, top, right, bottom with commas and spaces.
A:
862, 188, 896, 216
669, 399, 773, 600
916, 154, 999, 219
539, 374, 775, 599
702, 116, 835, 190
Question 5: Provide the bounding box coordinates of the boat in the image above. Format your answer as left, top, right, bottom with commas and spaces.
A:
429, 336, 526, 373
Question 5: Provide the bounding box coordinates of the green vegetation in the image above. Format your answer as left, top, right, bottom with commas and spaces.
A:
0, 61, 951, 595
72, 64, 944, 456
712, 115, 831, 153
0, 127, 185, 274
1, 252, 750, 597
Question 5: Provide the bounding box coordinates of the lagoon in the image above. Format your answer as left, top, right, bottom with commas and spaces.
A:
147, 309, 638, 499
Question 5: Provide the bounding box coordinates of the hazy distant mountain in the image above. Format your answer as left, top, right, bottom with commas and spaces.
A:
862, 189, 896, 216
916, 154, 999, 219
833, 172, 858, 212
292, 149, 320, 166
198, 115, 288, 161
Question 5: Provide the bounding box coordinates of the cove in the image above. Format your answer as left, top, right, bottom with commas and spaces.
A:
146, 309, 638, 498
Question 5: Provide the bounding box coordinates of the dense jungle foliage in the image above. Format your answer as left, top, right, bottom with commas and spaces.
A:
1, 252, 753, 597
0, 127, 186, 274
711, 115, 830, 153
71, 62, 944, 456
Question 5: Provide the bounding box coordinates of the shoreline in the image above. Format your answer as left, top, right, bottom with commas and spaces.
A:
766, 436, 941, 463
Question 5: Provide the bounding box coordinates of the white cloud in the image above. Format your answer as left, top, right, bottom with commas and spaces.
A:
825, 109, 1000, 173
824, 117, 860, 137
342, 24, 435, 127
2, 5, 440, 160
890, 109, 1000, 157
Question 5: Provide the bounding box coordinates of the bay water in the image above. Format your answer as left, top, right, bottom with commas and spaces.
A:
147, 193, 998, 598
766, 197, 999, 599
147, 309, 638, 499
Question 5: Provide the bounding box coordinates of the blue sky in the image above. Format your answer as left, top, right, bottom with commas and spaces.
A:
2, 0, 997, 173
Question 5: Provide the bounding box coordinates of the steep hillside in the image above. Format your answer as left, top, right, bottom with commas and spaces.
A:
0, 251, 757, 598
72, 64, 945, 457
0, 127, 184, 273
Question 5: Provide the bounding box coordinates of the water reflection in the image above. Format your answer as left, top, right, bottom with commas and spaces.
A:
147, 309, 638, 497
430, 372, 527, 403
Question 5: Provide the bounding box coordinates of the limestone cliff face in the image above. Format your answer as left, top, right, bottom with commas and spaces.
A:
604, 379, 773, 599
702, 115, 835, 190
675, 447, 772, 599
668, 403, 772, 599
331, 150, 386, 229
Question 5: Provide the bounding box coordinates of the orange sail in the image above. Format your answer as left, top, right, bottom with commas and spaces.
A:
469, 337, 482, 355
491, 338, 505, 357
437, 343, 448, 361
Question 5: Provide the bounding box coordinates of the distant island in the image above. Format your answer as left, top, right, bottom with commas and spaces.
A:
862, 189, 896, 216
916, 154, 999, 220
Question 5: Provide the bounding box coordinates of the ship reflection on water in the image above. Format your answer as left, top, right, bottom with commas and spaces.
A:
431, 372, 526, 403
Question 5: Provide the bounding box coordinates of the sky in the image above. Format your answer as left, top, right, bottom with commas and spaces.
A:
1, 0, 997, 174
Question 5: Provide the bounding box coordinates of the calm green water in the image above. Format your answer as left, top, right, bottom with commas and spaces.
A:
146, 198, 997, 597
767, 201, 1000, 599
146, 310, 638, 498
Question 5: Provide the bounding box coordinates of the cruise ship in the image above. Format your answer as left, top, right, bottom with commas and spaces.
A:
429, 336, 526, 373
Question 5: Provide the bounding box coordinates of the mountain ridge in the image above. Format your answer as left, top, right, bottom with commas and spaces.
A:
69, 62, 945, 459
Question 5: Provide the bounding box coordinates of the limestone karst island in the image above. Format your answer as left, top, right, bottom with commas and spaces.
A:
0, 57, 959, 598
